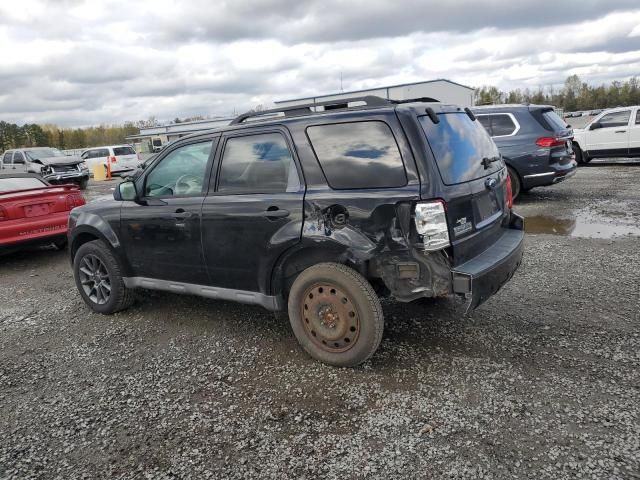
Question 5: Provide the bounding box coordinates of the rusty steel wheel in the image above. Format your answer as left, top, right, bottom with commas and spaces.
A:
301, 283, 361, 353
288, 263, 384, 367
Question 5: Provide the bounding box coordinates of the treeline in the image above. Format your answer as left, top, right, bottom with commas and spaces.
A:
0, 118, 160, 152
476, 75, 640, 112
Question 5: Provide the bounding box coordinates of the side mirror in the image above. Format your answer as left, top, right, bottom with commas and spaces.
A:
590, 122, 601, 130
114, 179, 138, 202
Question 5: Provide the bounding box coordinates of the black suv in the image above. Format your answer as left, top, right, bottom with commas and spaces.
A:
68, 97, 524, 366
472, 105, 577, 199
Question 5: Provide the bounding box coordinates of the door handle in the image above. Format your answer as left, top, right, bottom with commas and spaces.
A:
263, 207, 290, 219
172, 208, 193, 220
615, 130, 627, 133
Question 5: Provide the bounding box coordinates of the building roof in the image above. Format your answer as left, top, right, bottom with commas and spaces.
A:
275, 78, 475, 104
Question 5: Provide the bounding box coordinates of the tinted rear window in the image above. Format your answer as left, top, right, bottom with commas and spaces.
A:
306, 121, 407, 190
0, 177, 47, 193
113, 146, 136, 156
419, 113, 501, 186
542, 110, 568, 131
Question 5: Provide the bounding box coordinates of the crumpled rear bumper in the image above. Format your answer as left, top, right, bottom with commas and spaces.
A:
451, 212, 524, 311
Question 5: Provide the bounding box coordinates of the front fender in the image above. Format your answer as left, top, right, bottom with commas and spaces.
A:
71, 211, 121, 249
68, 209, 132, 276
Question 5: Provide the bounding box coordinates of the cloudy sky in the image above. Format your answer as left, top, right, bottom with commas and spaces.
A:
1, 0, 639, 127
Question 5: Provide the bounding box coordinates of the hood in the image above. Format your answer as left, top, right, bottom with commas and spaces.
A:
32, 155, 83, 166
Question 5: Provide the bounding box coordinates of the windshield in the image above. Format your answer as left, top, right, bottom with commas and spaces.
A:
25, 148, 65, 160
419, 112, 502, 185
0, 176, 47, 193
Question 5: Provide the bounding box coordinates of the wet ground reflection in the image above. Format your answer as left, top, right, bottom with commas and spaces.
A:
526, 213, 640, 238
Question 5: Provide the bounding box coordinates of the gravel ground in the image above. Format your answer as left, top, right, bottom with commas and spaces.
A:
1, 162, 639, 479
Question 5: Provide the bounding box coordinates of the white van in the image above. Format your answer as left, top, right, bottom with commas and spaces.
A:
81, 145, 141, 176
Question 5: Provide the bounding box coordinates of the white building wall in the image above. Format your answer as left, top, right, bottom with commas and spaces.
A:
275, 80, 474, 108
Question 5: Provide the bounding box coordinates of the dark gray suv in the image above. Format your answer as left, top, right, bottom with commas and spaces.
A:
472, 105, 577, 199
68, 96, 524, 367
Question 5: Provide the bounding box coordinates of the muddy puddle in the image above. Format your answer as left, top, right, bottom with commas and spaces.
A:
525, 212, 640, 239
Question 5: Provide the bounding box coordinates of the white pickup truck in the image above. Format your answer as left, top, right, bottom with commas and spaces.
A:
572, 106, 640, 163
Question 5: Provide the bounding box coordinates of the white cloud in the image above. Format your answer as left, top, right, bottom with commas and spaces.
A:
0, 0, 638, 126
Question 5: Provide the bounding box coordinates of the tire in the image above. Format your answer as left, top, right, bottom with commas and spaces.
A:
73, 240, 134, 314
507, 166, 522, 200
79, 178, 89, 190
287, 262, 384, 367
574, 143, 591, 165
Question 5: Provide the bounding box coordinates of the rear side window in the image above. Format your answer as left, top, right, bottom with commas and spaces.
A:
532, 108, 568, 132
636, 110, 640, 124
477, 114, 518, 137
599, 111, 630, 128
306, 121, 407, 189
3, 152, 12, 162
542, 110, 568, 131
218, 132, 299, 194
419, 113, 501, 186
113, 146, 136, 156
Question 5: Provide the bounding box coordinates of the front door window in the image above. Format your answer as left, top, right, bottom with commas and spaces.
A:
145, 141, 213, 197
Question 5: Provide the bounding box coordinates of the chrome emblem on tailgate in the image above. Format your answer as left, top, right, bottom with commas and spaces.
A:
454, 216, 473, 236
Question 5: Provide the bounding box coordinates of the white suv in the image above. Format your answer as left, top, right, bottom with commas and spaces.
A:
572, 106, 640, 163
81, 145, 141, 176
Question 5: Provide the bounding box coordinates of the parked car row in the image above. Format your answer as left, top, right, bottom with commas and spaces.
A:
564, 109, 603, 118
6, 97, 637, 367
1, 147, 90, 189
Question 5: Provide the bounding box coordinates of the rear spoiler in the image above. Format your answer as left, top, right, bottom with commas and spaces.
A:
0, 183, 80, 198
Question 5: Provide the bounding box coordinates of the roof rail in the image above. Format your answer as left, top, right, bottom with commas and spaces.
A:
230, 95, 394, 125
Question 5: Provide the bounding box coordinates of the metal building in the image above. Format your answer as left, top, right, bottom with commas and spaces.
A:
126, 117, 234, 153
275, 79, 475, 109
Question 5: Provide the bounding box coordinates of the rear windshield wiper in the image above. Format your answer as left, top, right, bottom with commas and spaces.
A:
481, 156, 501, 169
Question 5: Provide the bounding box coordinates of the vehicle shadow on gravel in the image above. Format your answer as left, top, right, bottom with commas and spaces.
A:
0, 244, 66, 264
132, 289, 471, 370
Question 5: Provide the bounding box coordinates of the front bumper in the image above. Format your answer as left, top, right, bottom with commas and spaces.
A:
44, 171, 89, 184
451, 212, 524, 311
522, 160, 577, 189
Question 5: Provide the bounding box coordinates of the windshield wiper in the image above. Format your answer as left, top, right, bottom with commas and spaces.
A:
481, 156, 501, 169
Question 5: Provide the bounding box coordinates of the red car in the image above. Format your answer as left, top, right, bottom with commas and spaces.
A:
0, 173, 85, 250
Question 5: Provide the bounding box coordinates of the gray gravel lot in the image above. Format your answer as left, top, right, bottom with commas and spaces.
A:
1, 162, 639, 479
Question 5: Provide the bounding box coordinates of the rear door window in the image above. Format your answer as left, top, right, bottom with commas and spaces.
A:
306, 121, 407, 189
113, 146, 136, 156
217, 132, 298, 194
419, 112, 501, 185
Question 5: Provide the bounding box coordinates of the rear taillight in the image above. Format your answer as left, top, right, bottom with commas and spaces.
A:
0, 206, 7, 221
414, 200, 450, 251
505, 175, 513, 210
535, 137, 565, 148
66, 193, 85, 210
110, 155, 117, 163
